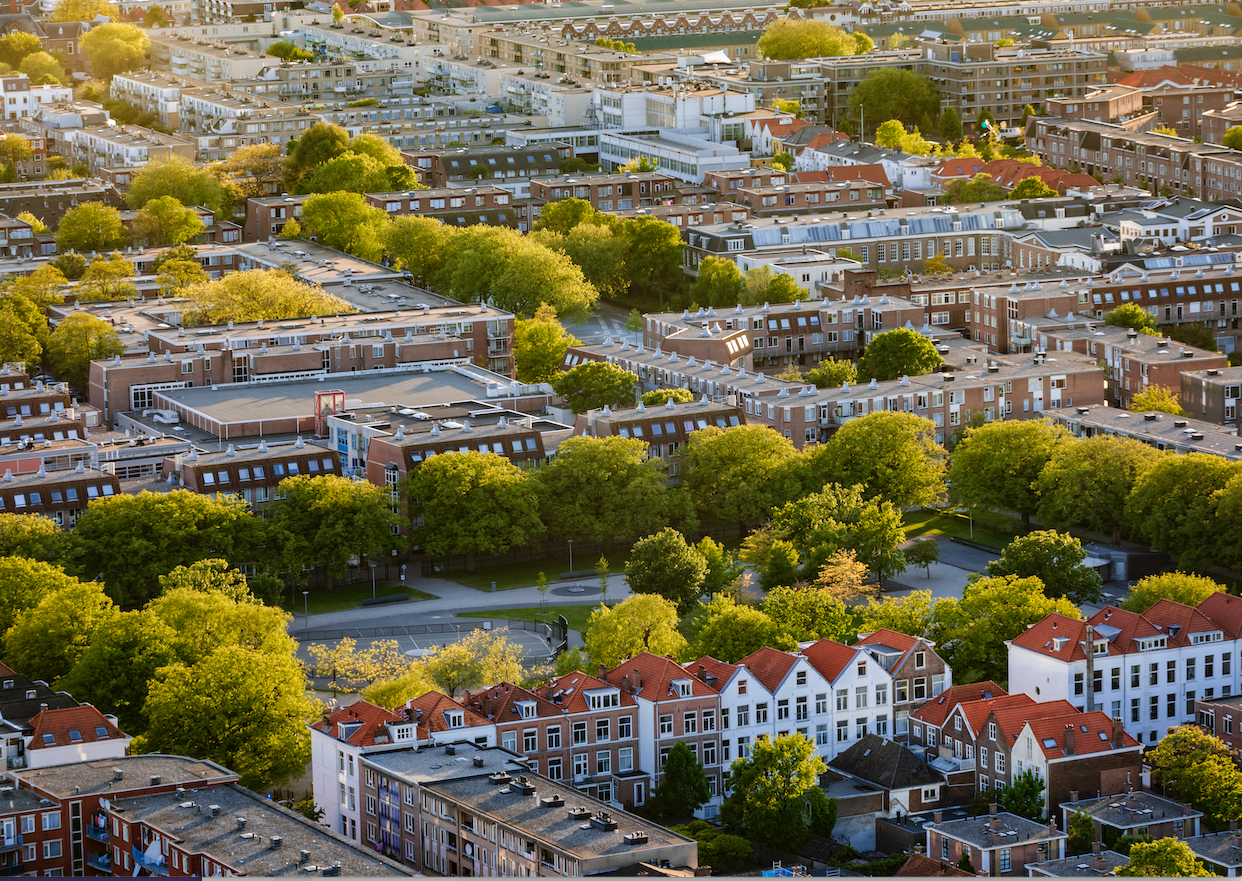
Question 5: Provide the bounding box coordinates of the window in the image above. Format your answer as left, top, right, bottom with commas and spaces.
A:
815, 693, 828, 714
42, 813, 60, 831
855, 687, 868, 709
836, 690, 848, 711
596, 751, 611, 775
995, 752, 1005, 774
915, 651, 926, 668
737, 705, 750, 727
547, 727, 561, 750
619, 747, 633, 772
573, 722, 587, 745
836, 720, 848, 742
43, 841, 61, 860
875, 685, 888, 706
366, 795, 376, 816
913, 678, 927, 700
573, 754, 588, 779
618, 716, 631, 738
659, 715, 673, 736
523, 730, 537, 753
896, 680, 909, 702
596, 719, 610, 742
755, 703, 769, 724
703, 710, 716, 731
502, 731, 516, 752
777, 700, 789, 721
999, 849, 1011, 873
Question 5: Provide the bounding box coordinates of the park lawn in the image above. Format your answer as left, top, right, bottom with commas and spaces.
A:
282, 582, 438, 616
902, 507, 1026, 552
457, 605, 597, 633
451, 554, 627, 592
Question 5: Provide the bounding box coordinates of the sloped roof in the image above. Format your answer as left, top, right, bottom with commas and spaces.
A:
27, 705, 126, 750
856, 628, 921, 653
467, 681, 561, 723
911, 681, 1008, 728
1196, 590, 1242, 638
737, 646, 798, 693
311, 700, 402, 748
606, 651, 719, 701
684, 656, 740, 689
800, 639, 859, 683
1009, 613, 1091, 661
1022, 710, 1140, 760
990, 701, 1078, 748
958, 694, 1037, 737
403, 691, 490, 738
894, 854, 974, 877
1114, 66, 1196, 89
544, 669, 639, 714
830, 733, 942, 791
933, 157, 986, 180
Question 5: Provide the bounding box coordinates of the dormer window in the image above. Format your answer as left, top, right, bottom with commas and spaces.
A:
446, 710, 464, 728
1052, 637, 1068, 651
587, 689, 620, 710
1139, 636, 1168, 651
1093, 640, 1108, 655
1192, 632, 1223, 645
673, 679, 692, 697
518, 701, 536, 719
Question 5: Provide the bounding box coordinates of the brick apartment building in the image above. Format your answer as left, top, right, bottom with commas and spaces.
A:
1181, 365, 1242, 429
529, 172, 682, 211
927, 807, 1067, 877
402, 144, 572, 188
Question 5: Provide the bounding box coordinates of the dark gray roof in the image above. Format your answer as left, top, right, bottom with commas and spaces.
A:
16, 755, 237, 799
1026, 850, 1128, 876
1186, 831, 1242, 869
1060, 791, 1201, 830
928, 811, 1066, 851
829, 734, 943, 791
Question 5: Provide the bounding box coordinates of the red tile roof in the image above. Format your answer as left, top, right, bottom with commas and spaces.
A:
311, 700, 402, 748
28, 705, 126, 749
790, 163, 890, 188
1021, 710, 1140, 759
467, 682, 561, 723
606, 652, 720, 701
910, 681, 1009, 728
957, 694, 1037, 738
894, 855, 974, 877
1196, 591, 1242, 638
1113, 66, 1196, 89
403, 691, 490, 738
1009, 613, 1090, 661
796, 132, 852, 154
856, 628, 921, 653
737, 646, 798, 693
684, 656, 740, 689
0, 662, 17, 678
801, 639, 859, 683
990, 701, 1078, 747
543, 670, 639, 714
932, 157, 985, 180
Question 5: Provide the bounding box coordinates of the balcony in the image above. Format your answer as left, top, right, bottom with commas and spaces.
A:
85, 825, 110, 844
0, 836, 20, 855
86, 853, 111, 873
132, 847, 168, 876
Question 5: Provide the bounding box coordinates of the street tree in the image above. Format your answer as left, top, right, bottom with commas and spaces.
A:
146, 588, 295, 667
77, 251, 136, 301
127, 157, 226, 215
133, 195, 204, 247
1104, 303, 1158, 334
1147, 724, 1237, 793
3, 579, 116, 684
948, 418, 1072, 525
513, 302, 580, 384
1036, 435, 1161, 540
536, 435, 676, 550
689, 256, 745, 307
550, 361, 636, 413
761, 585, 857, 644
1122, 572, 1225, 613
1129, 384, 1185, 415
1208, 471, 1242, 571
584, 594, 686, 668
539, 222, 629, 300
847, 68, 939, 133
0, 308, 40, 369
1177, 755, 1242, 828
213, 143, 283, 200
44, 313, 124, 387
156, 257, 208, 299
57, 610, 180, 732
757, 18, 870, 59
683, 424, 801, 529
804, 358, 856, 389
1001, 769, 1048, 820
618, 216, 682, 303
720, 733, 837, 852
1125, 453, 1239, 568
0, 556, 91, 636
696, 536, 743, 595
904, 539, 940, 579
855, 328, 943, 381
299, 191, 389, 261
986, 531, 1103, 605
404, 452, 543, 572
79, 23, 148, 80
143, 6, 168, 26
930, 575, 1081, 683
140, 645, 316, 791
54, 201, 126, 253
0, 33, 41, 68
533, 198, 603, 235
385, 215, 452, 286
182, 269, 355, 325
625, 528, 707, 616
305, 638, 409, 692
647, 741, 712, 820
806, 411, 946, 508
0, 513, 67, 562
811, 549, 875, 603
1117, 839, 1213, 877
857, 590, 935, 638
296, 151, 417, 196
1009, 176, 1056, 199
2, 262, 63, 312
361, 665, 438, 710
422, 628, 524, 697
19, 52, 67, 86
68, 489, 263, 606
689, 595, 793, 663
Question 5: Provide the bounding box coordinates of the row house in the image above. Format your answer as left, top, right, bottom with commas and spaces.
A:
1009, 592, 1242, 745
581, 397, 743, 482
829, 734, 947, 818
610, 203, 751, 229
734, 181, 885, 218
163, 439, 343, 508
1060, 790, 1201, 846
529, 171, 682, 212
0, 661, 110, 773
1193, 692, 1242, 752
1181, 364, 1242, 429
402, 144, 572, 188
0, 463, 120, 528
365, 186, 522, 225
465, 670, 645, 810
927, 807, 1068, 877
1047, 406, 1242, 462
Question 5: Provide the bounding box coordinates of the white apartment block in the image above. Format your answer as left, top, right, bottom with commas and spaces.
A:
599, 130, 748, 184
1008, 593, 1242, 744
592, 85, 755, 133
0, 77, 71, 121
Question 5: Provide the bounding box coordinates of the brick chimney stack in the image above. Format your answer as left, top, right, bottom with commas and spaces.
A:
1112, 717, 1124, 749
989, 803, 1000, 830
1064, 724, 1075, 756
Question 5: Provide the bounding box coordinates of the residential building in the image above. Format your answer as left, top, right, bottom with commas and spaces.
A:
926, 806, 1067, 877
1193, 693, 1242, 752
0, 463, 121, 528
23, 705, 129, 770
163, 439, 343, 506
580, 397, 744, 483
530, 171, 682, 212
0, 76, 71, 121
598, 130, 748, 185
402, 144, 571, 189
1026, 843, 1129, 877
1046, 406, 1242, 462
1059, 791, 1201, 845
1181, 365, 1242, 429
829, 734, 946, 818
1186, 827, 1242, 877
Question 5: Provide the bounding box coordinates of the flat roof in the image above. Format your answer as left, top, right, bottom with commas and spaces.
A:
1046, 406, 1242, 459
365, 743, 526, 784
1061, 791, 1201, 829
16, 754, 237, 799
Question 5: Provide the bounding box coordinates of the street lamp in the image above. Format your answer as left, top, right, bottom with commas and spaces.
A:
370, 562, 377, 599
568, 539, 574, 573
302, 590, 309, 624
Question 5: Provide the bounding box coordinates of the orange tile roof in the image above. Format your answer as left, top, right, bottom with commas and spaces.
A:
606, 651, 720, 700
466, 682, 561, 723
543, 670, 640, 714
932, 157, 985, 179
800, 639, 858, 683
684, 656, 739, 688
856, 628, 921, 653
737, 646, 798, 693
1010, 613, 1091, 661
311, 700, 402, 748
990, 701, 1078, 747
957, 694, 1037, 738
894, 854, 973, 877
28, 705, 126, 749
910, 681, 1009, 728
1022, 710, 1140, 759
1196, 591, 1242, 638
1113, 66, 1195, 89
403, 691, 490, 738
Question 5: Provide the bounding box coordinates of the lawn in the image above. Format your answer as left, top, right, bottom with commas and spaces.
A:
457, 604, 597, 633
281, 581, 439, 616
902, 507, 1026, 552
450, 554, 625, 592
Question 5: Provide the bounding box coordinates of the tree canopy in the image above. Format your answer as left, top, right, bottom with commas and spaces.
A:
584, 594, 686, 668
267, 475, 395, 586
1121, 572, 1225, 613
550, 361, 636, 413
647, 741, 712, 820
855, 328, 944, 382
1129, 384, 1185, 415
54, 201, 126, 253
1125, 453, 1237, 568
848, 69, 939, 134
127, 157, 226, 215
1036, 435, 1161, 540
1118, 839, 1213, 877
986, 530, 1103, 605
757, 18, 872, 60
806, 411, 946, 509
133, 195, 205, 247
948, 418, 1071, 525
45, 312, 124, 388
299, 191, 390, 261
944, 173, 1007, 204
3, 579, 116, 684
182, 269, 356, 326
514, 303, 580, 384
1009, 176, 1056, 199
625, 528, 708, 616
720, 733, 837, 852
1104, 303, 1158, 334
79, 22, 148, 80
683, 424, 801, 529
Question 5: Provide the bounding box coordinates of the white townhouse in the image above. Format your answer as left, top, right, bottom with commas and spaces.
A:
855, 629, 953, 742
801, 638, 906, 754
1008, 592, 1242, 745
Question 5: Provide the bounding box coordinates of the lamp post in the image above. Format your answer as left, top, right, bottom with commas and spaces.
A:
567, 539, 573, 573
370, 562, 377, 599
302, 590, 309, 624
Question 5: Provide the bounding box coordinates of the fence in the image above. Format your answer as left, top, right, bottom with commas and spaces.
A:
293, 618, 560, 643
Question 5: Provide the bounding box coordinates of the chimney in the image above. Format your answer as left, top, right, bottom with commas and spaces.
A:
1231, 820, 1239, 833
598, 664, 607, 680
631, 670, 641, 690
989, 809, 1001, 831
1126, 789, 1137, 810
1093, 852, 1107, 872
992, 831, 1001, 847
1184, 802, 1195, 816
1112, 717, 1124, 749
1048, 818, 1058, 836
914, 844, 924, 855
934, 811, 943, 824
1070, 791, 1079, 804
1093, 841, 1102, 855
1065, 724, 1075, 756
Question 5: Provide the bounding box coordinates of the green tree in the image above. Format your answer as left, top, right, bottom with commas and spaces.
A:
1224, 126, 1242, 150
1036, 435, 1161, 541
938, 106, 963, 141
904, 539, 940, 579
142, 5, 168, 26
761, 584, 856, 643
948, 418, 1071, 525
54, 201, 126, 253
214, 143, 284, 202
1001, 768, 1048, 820
44, 312, 124, 388
361, 664, 437, 709
1067, 810, 1097, 856
296, 151, 416, 196
534, 198, 603, 235
79, 23, 148, 80
584, 593, 686, 668
539, 222, 630, 300
769, 151, 794, 170
133, 195, 204, 247
1104, 303, 1158, 334
0, 557, 92, 636
146, 586, 293, 669
19, 51, 68, 86
944, 172, 1007, 203
282, 121, 351, 189
421, 628, 524, 697
0, 32, 42, 69
930, 574, 1081, 683
625, 528, 707, 616
684, 424, 801, 530
1121, 572, 1225, 613
856, 327, 943, 381
298, 191, 389, 261
384, 215, 451, 286
986, 530, 1103, 605
156, 257, 208, 298
77, 251, 136, 302
875, 119, 906, 150
804, 357, 856, 389
550, 360, 636, 413
1163, 321, 1219, 352
857, 590, 934, 638
625, 307, 643, 341
618, 216, 682, 303
139, 645, 315, 790
1147, 724, 1237, 794
267, 39, 314, 61
670, 821, 752, 874
157, 558, 254, 603
15, 211, 46, 235
756, 18, 868, 60
1177, 755, 1242, 828
2, 579, 115, 684
1125, 453, 1238, 568
405, 452, 543, 572
806, 411, 946, 508
49, 252, 83, 280
1009, 176, 1056, 199
689, 256, 745, 307
0, 309, 41, 374
690, 594, 793, 663
52, 0, 118, 19
695, 536, 743, 595
332, 1, 344, 21
641, 388, 695, 406
514, 302, 580, 384
68, 489, 263, 606
182, 269, 354, 325
848, 68, 939, 134
536, 435, 675, 550
647, 741, 712, 820
1117, 838, 1213, 877
720, 733, 837, 852
1129, 384, 1185, 415
127, 156, 225, 215
0, 513, 67, 562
